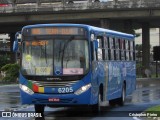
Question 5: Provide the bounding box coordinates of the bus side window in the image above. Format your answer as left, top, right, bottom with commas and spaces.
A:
120, 39, 125, 60
104, 36, 108, 60
130, 41, 135, 61
110, 37, 115, 60
123, 39, 126, 60
118, 38, 121, 60
115, 38, 120, 60
126, 40, 130, 61
129, 41, 133, 61
107, 37, 111, 60
133, 41, 136, 60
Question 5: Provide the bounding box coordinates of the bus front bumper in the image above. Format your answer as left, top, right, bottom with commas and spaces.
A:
20, 88, 92, 106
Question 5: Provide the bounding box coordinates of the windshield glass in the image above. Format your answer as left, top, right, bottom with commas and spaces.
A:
21, 38, 89, 76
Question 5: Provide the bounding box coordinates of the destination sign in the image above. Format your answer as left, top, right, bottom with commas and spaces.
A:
30, 27, 85, 35
26, 41, 48, 46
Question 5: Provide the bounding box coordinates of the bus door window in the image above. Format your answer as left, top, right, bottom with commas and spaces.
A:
96, 36, 105, 61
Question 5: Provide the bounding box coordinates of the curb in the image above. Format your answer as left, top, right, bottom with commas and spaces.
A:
0, 84, 18, 87
137, 78, 160, 81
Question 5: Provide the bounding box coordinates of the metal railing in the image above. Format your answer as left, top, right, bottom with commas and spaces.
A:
0, 0, 160, 13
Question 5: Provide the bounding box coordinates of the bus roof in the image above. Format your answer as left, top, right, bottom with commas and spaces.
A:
23, 23, 134, 39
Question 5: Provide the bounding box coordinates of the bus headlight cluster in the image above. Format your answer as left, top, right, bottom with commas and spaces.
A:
74, 83, 91, 95
19, 84, 34, 95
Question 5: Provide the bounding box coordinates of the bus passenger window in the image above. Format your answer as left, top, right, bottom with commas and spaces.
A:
109, 37, 115, 60
123, 40, 126, 60
129, 41, 132, 60
104, 36, 108, 48
123, 40, 126, 50
115, 38, 119, 49
108, 49, 111, 60
115, 38, 120, 60
107, 37, 110, 48
126, 40, 129, 50
104, 36, 108, 60
126, 51, 130, 61
128, 41, 131, 60
121, 50, 125, 60
110, 37, 114, 49
130, 41, 133, 50
118, 39, 121, 60
116, 50, 120, 60
133, 41, 136, 60
105, 49, 108, 60
130, 51, 133, 61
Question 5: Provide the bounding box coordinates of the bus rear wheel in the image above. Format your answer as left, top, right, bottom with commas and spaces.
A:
34, 104, 45, 117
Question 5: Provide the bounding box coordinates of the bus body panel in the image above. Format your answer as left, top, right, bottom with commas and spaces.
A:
91, 60, 136, 102
107, 61, 136, 100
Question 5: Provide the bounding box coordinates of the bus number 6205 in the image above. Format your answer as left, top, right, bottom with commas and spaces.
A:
58, 87, 73, 93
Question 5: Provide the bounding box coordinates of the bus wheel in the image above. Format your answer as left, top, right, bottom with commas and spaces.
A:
117, 84, 126, 106
34, 105, 45, 117
92, 92, 103, 113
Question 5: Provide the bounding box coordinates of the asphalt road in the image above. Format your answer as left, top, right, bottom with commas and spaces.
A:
0, 78, 160, 120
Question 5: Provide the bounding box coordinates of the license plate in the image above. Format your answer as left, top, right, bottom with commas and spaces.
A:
48, 98, 60, 102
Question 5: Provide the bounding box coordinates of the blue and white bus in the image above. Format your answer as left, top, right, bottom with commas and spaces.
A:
13, 23, 136, 114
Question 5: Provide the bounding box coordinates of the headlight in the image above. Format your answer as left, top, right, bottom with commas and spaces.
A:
19, 84, 34, 95
74, 83, 91, 95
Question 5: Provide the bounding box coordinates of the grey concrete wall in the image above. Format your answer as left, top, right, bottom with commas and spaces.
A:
1, 0, 160, 13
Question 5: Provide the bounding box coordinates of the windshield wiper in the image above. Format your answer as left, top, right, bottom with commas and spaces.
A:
61, 36, 74, 68
44, 41, 48, 65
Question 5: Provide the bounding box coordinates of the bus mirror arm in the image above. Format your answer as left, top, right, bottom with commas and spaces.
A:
13, 31, 21, 52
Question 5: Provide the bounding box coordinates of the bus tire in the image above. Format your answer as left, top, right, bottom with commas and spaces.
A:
34, 104, 45, 117
92, 92, 102, 113
117, 83, 126, 106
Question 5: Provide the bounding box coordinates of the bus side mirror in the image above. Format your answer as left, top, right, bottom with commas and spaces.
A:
13, 40, 18, 52
13, 32, 20, 52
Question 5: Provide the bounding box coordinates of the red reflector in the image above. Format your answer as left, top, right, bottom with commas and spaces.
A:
48, 98, 60, 102
33, 84, 38, 92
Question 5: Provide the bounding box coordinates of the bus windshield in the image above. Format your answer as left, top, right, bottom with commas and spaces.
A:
21, 37, 89, 76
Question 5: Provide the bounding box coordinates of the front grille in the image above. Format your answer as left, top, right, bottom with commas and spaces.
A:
30, 80, 78, 87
